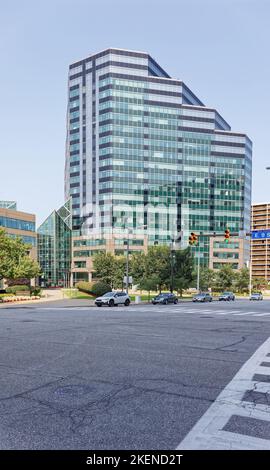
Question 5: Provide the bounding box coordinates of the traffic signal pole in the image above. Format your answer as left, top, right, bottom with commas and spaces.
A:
196, 252, 200, 292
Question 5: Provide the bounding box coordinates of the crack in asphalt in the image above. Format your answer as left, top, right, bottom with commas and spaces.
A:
0, 376, 220, 436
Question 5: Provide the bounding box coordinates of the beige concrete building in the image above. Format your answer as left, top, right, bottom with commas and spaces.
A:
251, 203, 270, 280
71, 232, 148, 285
209, 236, 248, 271
0, 200, 37, 262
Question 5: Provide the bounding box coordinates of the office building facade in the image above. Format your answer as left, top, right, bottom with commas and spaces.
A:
0, 201, 37, 288
0, 201, 37, 254
251, 203, 270, 281
65, 48, 252, 281
209, 236, 248, 271
37, 200, 72, 287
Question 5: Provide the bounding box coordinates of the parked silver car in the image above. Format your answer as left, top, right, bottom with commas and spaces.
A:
192, 293, 213, 302
95, 291, 131, 307
250, 292, 263, 301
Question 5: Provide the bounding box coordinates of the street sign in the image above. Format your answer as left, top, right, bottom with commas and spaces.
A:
251, 230, 270, 240
123, 276, 133, 284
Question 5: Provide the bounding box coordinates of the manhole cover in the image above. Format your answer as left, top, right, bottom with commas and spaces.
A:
200, 316, 213, 318
21, 319, 36, 322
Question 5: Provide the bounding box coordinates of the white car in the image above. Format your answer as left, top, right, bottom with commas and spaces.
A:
95, 291, 131, 307
250, 292, 263, 301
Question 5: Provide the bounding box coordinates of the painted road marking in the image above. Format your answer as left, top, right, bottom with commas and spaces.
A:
176, 336, 270, 450
233, 312, 258, 316
253, 313, 270, 317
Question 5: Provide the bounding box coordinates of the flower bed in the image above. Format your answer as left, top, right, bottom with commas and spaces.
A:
1, 295, 41, 303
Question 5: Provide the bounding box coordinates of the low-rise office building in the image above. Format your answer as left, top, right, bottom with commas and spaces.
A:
71, 231, 147, 284
209, 235, 248, 270
0, 201, 37, 288
0, 200, 37, 259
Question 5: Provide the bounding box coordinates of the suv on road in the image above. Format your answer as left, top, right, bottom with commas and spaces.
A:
95, 291, 131, 307
250, 292, 263, 301
192, 292, 213, 303
152, 293, 178, 305
219, 292, 235, 301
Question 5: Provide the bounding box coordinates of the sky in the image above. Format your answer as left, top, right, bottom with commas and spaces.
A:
0, 0, 270, 225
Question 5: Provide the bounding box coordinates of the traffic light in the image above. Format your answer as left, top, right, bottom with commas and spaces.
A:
224, 228, 230, 243
189, 232, 198, 245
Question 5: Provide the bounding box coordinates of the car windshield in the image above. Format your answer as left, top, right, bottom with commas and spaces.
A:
157, 294, 166, 298
196, 294, 205, 298
222, 292, 231, 295
252, 293, 260, 296
102, 292, 114, 297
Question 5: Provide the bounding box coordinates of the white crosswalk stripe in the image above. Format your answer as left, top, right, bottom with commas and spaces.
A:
23, 304, 270, 318
177, 337, 270, 449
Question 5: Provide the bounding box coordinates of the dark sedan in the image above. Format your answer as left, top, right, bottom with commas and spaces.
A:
152, 293, 178, 305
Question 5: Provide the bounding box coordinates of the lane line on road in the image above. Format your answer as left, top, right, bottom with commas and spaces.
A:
253, 313, 270, 317
233, 312, 258, 316
176, 336, 270, 450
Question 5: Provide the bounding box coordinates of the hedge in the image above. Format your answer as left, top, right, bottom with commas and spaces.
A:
75, 281, 111, 297
6, 285, 30, 294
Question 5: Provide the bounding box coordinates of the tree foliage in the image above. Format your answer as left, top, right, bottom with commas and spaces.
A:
131, 245, 194, 293
0, 228, 40, 281
92, 252, 126, 289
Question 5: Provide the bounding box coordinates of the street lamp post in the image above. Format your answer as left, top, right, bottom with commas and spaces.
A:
170, 239, 175, 293
125, 228, 131, 294
124, 223, 147, 294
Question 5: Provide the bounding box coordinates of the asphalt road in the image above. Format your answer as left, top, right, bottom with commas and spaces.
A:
0, 299, 270, 450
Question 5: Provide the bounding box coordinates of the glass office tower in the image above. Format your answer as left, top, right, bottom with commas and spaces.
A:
65, 48, 252, 272
37, 200, 72, 287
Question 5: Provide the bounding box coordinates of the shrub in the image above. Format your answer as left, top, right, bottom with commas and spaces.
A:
75, 280, 111, 297
30, 287, 41, 296
75, 281, 92, 294
6, 285, 30, 294
90, 281, 111, 297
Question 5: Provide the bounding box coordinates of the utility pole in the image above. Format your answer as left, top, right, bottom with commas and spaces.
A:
170, 239, 175, 293
126, 229, 130, 293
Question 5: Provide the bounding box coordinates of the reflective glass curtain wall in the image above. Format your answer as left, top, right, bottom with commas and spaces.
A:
37, 200, 72, 286
65, 48, 252, 266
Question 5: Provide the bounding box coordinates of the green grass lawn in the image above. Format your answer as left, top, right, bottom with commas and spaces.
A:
62, 289, 94, 300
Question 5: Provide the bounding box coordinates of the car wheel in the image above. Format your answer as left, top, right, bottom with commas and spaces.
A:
109, 299, 114, 307
163, 300, 168, 305
124, 299, 130, 306
174, 299, 178, 304
97, 304, 102, 307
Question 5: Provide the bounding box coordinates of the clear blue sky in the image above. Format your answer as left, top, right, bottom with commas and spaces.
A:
1, 0, 269, 225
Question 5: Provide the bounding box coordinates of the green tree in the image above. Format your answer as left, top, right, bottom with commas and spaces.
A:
252, 277, 268, 291
0, 228, 40, 282
12, 256, 40, 280
173, 247, 194, 295
138, 275, 160, 301
198, 267, 216, 291
144, 246, 171, 292
92, 252, 126, 289
130, 252, 146, 284
214, 265, 236, 291
235, 267, 249, 293
113, 256, 126, 288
